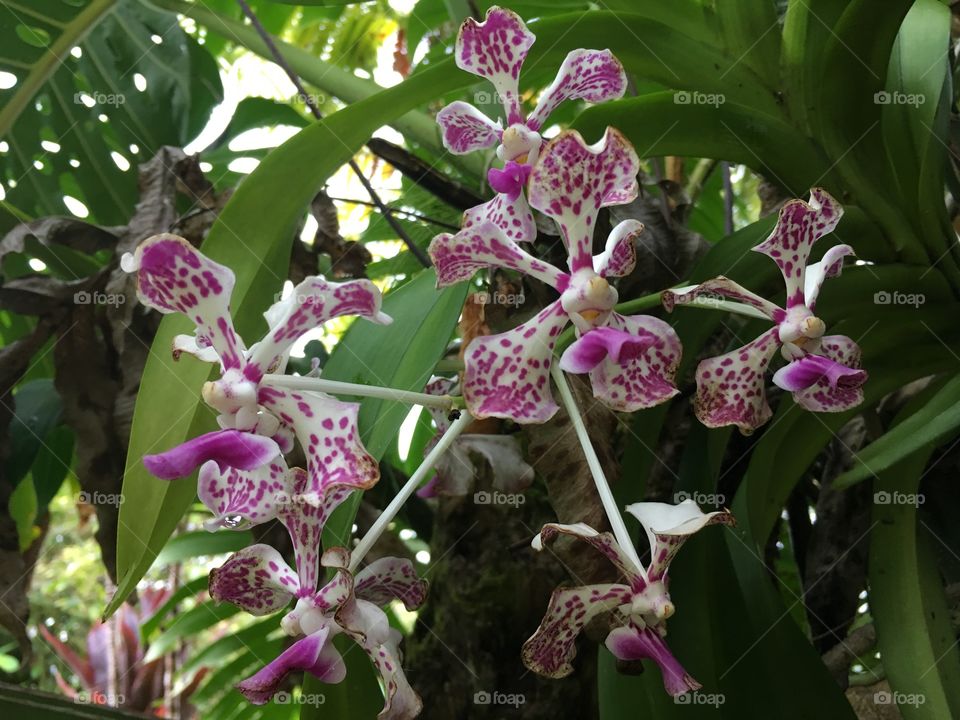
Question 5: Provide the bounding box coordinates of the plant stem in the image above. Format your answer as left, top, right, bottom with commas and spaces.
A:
550, 364, 644, 571
261, 374, 456, 410
349, 411, 474, 571
234, 0, 432, 268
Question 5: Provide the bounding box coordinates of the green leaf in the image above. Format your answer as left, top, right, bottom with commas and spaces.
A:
715, 0, 782, 90
869, 387, 960, 719
881, 0, 959, 284
28, 424, 73, 510
144, 600, 240, 662
153, 529, 253, 567
9, 477, 38, 551
7, 378, 62, 487
812, 1, 924, 258
1, 0, 223, 223
139, 574, 208, 639
572, 94, 834, 197
0, 0, 116, 137
834, 373, 960, 489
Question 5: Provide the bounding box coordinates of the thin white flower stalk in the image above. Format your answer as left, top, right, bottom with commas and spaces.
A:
348, 410, 474, 572
550, 363, 645, 571
261, 374, 458, 411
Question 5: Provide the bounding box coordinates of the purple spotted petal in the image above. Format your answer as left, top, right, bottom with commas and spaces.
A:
772, 351, 867, 393
355, 557, 428, 611
559, 326, 657, 374
593, 220, 641, 278
171, 333, 219, 364
436, 101, 501, 154
209, 544, 299, 615
535, 522, 644, 588
197, 459, 287, 531
123, 234, 245, 370
276, 468, 347, 594
337, 599, 422, 720
258, 387, 380, 503
661, 276, 784, 321
625, 500, 735, 582
458, 434, 534, 494
236, 627, 342, 705
522, 583, 633, 678
487, 160, 531, 201
246, 277, 389, 381
605, 625, 701, 697
429, 219, 567, 291
804, 244, 855, 311
143, 429, 280, 480
415, 475, 442, 499
273, 424, 295, 454
462, 191, 535, 243
791, 335, 866, 412
462, 300, 569, 423
419, 439, 474, 497
527, 49, 627, 130
753, 188, 843, 308
422, 376, 457, 433
694, 327, 781, 434
528, 128, 640, 272
455, 6, 535, 125
581, 313, 681, 412
313, 561, 355, 612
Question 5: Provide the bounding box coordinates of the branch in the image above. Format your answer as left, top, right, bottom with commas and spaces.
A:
366, 137, 486, 211
324, 195, 461, 230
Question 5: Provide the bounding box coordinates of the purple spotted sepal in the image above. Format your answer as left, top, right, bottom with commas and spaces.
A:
210, 543, 427, 718
429, 129, 680, 423
415, 377, 534, 498
122, 233, 388, 484
662, 189, 866, 433
436, 6, 627, 240
438, 6, 626, 157
522, 500, 733, 696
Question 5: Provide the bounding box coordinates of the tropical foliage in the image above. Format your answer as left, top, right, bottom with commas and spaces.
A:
1, 1, 960, 719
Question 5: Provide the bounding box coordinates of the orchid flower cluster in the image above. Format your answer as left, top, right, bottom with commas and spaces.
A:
123, 234, 429, 716
426, 4, 866, 697
120, 5, 869, 716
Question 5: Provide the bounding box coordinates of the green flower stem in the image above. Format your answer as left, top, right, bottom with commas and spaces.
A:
261, 374, 456, 411
348, 410, 473, 571
550, 364, 644, 571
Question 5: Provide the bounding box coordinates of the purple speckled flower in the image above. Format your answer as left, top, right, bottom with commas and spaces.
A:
122, 234, 387, 495
523, 500, 733, 696
210, 543, 427, 718
415, 377, 534, 498
437, 6, 627, 243
429, 129, 681, 424
662, 189, 866, 434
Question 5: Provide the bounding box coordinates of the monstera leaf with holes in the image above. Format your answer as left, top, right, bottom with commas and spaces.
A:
0, 0, 221, 224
